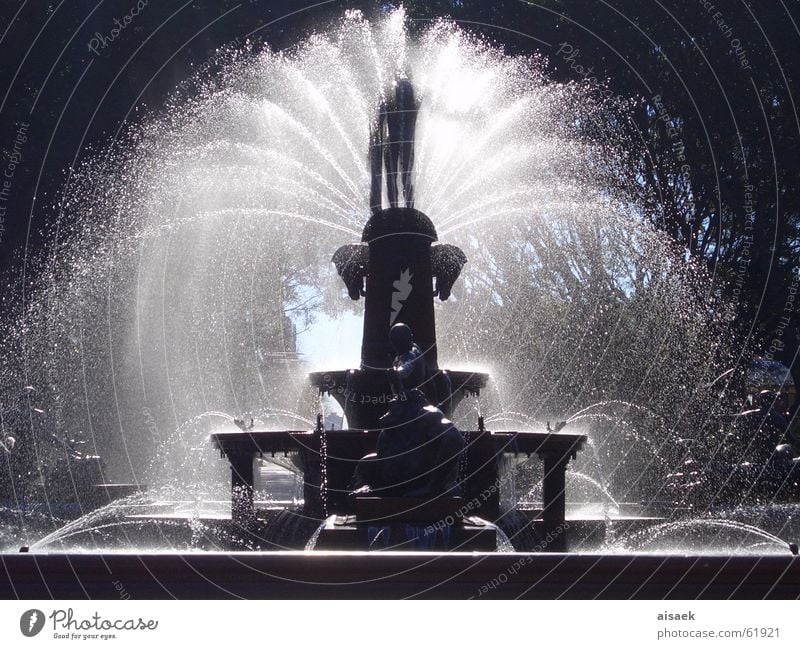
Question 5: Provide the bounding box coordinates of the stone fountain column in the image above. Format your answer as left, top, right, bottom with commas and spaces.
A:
360, 207, 439, 371
323, 207, 470, 429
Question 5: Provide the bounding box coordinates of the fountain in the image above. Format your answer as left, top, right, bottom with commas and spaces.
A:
1, 8, 799, 597
209, 83, 587, 550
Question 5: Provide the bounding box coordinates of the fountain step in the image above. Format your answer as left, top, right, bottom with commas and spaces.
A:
4, 552, 799, 598
87, 483, 144, 506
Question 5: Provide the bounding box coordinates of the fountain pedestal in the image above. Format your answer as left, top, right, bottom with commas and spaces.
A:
212, 427, 586, 549
313, 497, 498, 551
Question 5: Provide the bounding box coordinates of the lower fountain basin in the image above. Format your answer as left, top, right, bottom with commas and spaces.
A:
3, 551, 798, 598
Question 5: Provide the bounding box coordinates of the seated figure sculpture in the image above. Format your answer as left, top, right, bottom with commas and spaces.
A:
350, 323, 465, 499
387, 322, 429, 397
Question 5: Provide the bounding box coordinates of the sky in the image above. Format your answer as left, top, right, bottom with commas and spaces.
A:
296, 310, 363, 371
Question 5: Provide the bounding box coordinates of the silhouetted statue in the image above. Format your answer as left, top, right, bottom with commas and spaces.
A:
332, 243, 368, 300
351, 389, 465, 498
431, 244, 467, 301
388, 322, 428, 393
370, 78, 419, 213
389, 321, 448, 408
350, 323, 465, 499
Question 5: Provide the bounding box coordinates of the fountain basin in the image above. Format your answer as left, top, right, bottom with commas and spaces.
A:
3, 552, 798, 598
308, 369, 488, 428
